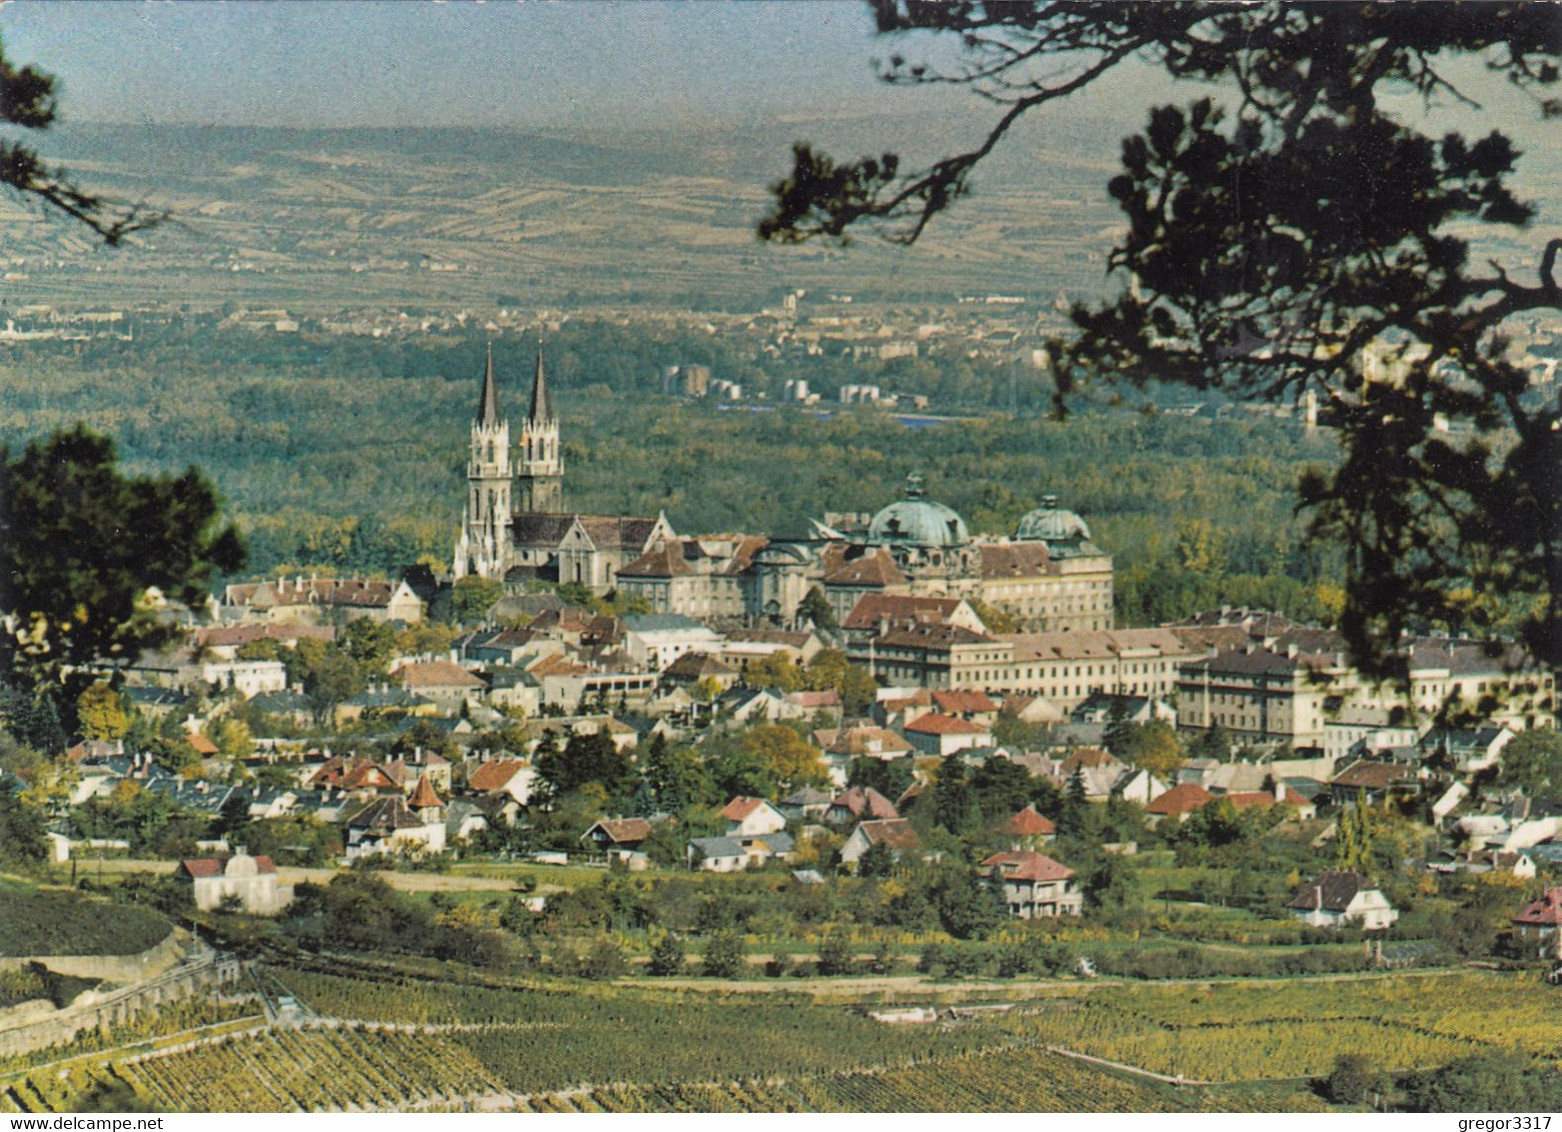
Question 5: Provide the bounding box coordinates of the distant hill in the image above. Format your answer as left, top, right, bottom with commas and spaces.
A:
7, 114, 1125, 311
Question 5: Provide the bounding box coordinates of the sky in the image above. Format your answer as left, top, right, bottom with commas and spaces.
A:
0, 0, 1551, 160
0, 0, 951, 130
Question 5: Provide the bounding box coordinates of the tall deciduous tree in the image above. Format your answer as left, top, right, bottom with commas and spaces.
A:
1, 427, 245, 688
760, 2, 1562, 675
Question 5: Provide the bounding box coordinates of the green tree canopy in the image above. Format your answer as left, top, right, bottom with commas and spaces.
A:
1, 426, 245, 689
760, 2, 1562, 675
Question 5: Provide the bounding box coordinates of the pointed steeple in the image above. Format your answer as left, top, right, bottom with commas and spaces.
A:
477, 342, 502, 427
528, 341, 554, 422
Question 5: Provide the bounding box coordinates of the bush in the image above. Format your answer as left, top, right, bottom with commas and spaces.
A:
1324, 1053, 1381, 1107
648, 932, 686, 977
701, 930, 745, 979
579, 936, 627, 980
817, 928, 854, 976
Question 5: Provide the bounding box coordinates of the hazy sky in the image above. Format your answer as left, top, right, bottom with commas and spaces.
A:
0, 0, 944, 129
1, 0, 1552, 156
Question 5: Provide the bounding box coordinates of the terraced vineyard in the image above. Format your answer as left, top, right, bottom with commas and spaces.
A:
509, 1047, 1329, 1113
997, 972, 1557, 1083
122, 1026, 505, 1112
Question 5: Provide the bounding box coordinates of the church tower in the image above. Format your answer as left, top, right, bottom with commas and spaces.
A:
453, 344, 512, 580
516, 343, 564, 513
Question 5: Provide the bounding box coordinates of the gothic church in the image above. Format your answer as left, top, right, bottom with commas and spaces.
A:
452, 346, 671, 591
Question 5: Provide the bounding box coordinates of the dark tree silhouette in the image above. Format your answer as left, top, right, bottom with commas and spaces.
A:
1, 426, 246, 688
759, 2, 1562, 677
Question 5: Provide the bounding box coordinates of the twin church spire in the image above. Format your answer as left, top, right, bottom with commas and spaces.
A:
453, 341, 563, 581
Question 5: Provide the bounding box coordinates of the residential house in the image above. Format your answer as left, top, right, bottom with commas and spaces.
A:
1000, 805, 1056, 850
342, 795, 447, 860
839, 818, 923, 868
981, 850, 1082, 918
221, 576, 423, 625
465, 758, 536, 806
1417, 726, 1515, 774
1511, 886, 1562, 958
1288, 871, 1399, 930
903, 713, 994, 757
826, 787, 900, 827
687, 835, 749, 872
778, 786, 834, 824
582, 817, 654, 856
390, 660, 488, 713
1145, 782, 1216, 824
720, 796, 788, 841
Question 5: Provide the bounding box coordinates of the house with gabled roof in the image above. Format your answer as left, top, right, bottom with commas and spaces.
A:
1511, 886, 1562, 958
390, 660, 488, 712
826, 786, 900, 827
582, 817, 654, 854
905, 711, 995, 757
981, 850, 1082, 918
1289, 871, 1398, 930
342, 794, 446, 860
1145, 782, 1216, 823
465, 758, 536, 805
721, 796, 787, 840
839, 818, 922, 868
687, 835, 749, 872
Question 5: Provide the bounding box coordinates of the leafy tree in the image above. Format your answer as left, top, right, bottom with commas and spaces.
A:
740, 724, 830, 795
1324, 1053, 1384, 1108
1188, 722, 1233, 763
700, 929, 746, 979
798, 586, 838, 632
1, 426, 245, 688
451, 576, 503, 624
759, 2, 1562, 676
213, 716, 254, 760
76, 683, 130, 741
858, 838, 897, 878
745, 652, 803, 693
970, 754, 1035, 820
339, 618, 398, 675
1335, 792, 1377, 875
816, 926, 855, 975
848, 754, 914, 802
536, 731, 635, 803
1499, 728, 1562, 800
642, 733, 714, 812
1402, 1051, 1562, 1113
0, 778, 47, 869
1119, 719, 1184, 780
648, 931, 687, 976
579, 936, 627, 980
294, 640, 367, 726
1103, 697, 1134, 757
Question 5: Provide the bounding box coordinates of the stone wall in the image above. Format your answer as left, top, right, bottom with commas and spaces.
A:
0, 928, 186, 982
0, 945, 242, 1060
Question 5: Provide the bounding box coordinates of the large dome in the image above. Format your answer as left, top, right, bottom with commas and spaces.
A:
1015, 495, 1094, 544
868, 473, 970, 548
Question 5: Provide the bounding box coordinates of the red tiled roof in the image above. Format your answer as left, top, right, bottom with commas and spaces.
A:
721, 796, 768, 822
982, 850, 1073, 883
407, 775, 443, 809
856, 818, 921, 851
1512, 886, 1562, 927
187, 732, 220, 756
931, 689, 1001, 715
590, 817, 654, 844
831, 786, 900, 821
1147, 782, 1215, 815
179, 855, 277, 878
1002, 805, 1056, 837
393, 661, 486, 689
904, 713, 987, 736
468, 759, 527, 792
823, 549, 908, 588
842, 593, 961, 630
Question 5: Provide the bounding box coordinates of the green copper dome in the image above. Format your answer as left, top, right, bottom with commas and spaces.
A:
1016, 495, 1096, 546
868, 473, 970, 548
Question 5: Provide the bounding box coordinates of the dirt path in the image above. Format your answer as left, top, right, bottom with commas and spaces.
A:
74, 859, 522, 893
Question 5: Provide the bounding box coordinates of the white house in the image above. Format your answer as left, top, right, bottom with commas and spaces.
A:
177, 852, 294, 915
1288, 871, 1398, 931
720, 796, 788, 840
687, 835, 749, 872
839, 818, 922, 868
